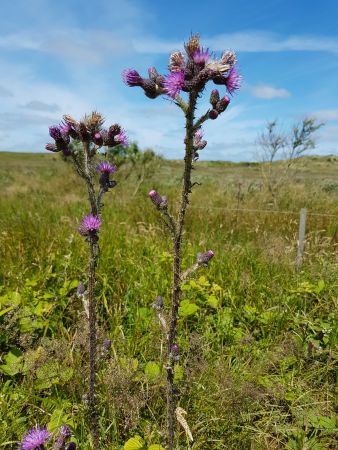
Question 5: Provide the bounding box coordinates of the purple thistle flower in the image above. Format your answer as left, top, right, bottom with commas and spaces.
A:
114, 129, 128, 147
192, 48, 210, 65
20, 426, 50, 450
197, 250, 214, 266
149, 190, 168, 209
164, 70, 185, 98
225, 67, 242, 94
122, 69, 144, 87
79, 215, 102, 235
49, 125, 62, 141
96, 161, 117, 174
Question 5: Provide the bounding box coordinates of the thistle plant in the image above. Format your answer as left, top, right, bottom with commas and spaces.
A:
20, 425, 76, 450
123, 34, 241, 449
46, 112, 128, 447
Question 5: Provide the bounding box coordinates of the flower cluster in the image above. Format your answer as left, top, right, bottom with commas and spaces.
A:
20, 425, 76, 450
46, 111, 128, 155
123, 34, 241, 100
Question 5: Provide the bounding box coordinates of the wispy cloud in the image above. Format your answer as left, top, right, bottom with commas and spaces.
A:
20, 100, 61, 113
250, 84, 290, 99
311, 110, 338, 122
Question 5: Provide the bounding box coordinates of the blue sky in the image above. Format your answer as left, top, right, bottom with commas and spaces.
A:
0, 0, 337, 161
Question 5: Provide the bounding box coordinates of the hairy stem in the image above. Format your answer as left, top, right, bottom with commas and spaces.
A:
166, 91, 197, 450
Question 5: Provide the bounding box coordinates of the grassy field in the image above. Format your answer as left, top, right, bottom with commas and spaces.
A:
0, 152, 337, 449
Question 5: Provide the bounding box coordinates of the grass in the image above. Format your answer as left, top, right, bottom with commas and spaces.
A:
0, 152, 337, 449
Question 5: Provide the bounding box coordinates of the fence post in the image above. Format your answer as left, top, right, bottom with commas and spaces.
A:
296, 208, 307, 271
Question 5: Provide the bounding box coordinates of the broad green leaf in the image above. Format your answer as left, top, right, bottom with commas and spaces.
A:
0, 291, 21, 306
124, 435, 145, 450
0, 349, 23, 376
144, 362, 160, 381
178, 300, 199, 317
148, 445, 166, 450
207, 295, 219, 309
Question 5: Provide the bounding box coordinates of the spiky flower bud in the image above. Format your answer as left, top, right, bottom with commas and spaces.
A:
153, 295, 164, 311
77, 282, 86, 297
45, 143, 58, 152
184, 35, 200, 57
197, 250, 214, 266
210, 89, 220, 108
169, 51, 186, 72
53, 424, 72, 450
149, 190, 168, 209
209, 109, 219, 120
122, 69, 144, 87
216, 95, 230, 113
193, 129, 207, 150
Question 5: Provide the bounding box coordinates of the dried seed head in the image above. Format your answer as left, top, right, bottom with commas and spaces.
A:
169, 51, 186, 72
185, 34, 200, 57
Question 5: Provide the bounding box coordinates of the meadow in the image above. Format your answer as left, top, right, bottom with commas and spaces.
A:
0, 151, 337, 449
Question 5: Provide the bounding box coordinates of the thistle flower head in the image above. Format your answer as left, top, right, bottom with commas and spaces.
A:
184, 34, 201, 57
193, 128, 207, 150
20, 426, 50, 450
169, 51, 186, 72
96, 161, 117, 174
114, 129, 128, 147
216, 95, 230, 113
197, 250, 214, 266
49, 125, 62, 141
225, 67, 242, 94
220, 50, 237, 67
164, 70, 185, 98
149, 190, 168, 209
45, 143, 58, 152
122, 69, 144, 87
79, 215, 101, 235
192, 48, 210, 65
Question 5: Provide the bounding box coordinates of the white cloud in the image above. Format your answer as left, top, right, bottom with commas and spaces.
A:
250, 84, 290, 99
311, 110, 338, 122
20, 101, 61, 112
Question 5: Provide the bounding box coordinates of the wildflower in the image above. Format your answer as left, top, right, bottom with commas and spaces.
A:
122, 69, 144, 87
192, 48, 210, 65
220, 50, 237, 67
114, 129, 128, 147
96, 161, 117, 174
169, 51, 186, 72
193, 129, 207, 150
225, 67, 242, 94
20, 426, 50, 450
49, 125, 62, 141
197, 250, 214, 266
79, 215, 102, 235
54, 425, 71, 450
149, 190, 168, 209
184, 34, 200, 57
164, 71, 185, 98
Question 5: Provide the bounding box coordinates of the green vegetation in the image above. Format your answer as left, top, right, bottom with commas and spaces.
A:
0, 152, 337, 449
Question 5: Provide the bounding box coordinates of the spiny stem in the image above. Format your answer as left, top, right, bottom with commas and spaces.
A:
166, 91, 197, 450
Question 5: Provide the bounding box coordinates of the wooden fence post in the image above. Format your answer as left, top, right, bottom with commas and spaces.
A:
296, 208, 307, 271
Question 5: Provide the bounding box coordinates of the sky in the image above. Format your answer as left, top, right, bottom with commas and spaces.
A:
0, 0, 337, 161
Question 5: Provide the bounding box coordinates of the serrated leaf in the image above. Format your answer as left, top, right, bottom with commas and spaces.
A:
178, 300, 199, 317
124, 435, 145, 450
144, 362, 160, 381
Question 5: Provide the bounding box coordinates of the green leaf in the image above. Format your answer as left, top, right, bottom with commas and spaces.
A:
0, 291, 21, 307
144, 361, 160, 381
174, 364, 184, 383
178, 300, 199, 317
124, 435, 145, 450
148, 445, 166, 450
207, 295, 219, 309
0, 349, 23, 376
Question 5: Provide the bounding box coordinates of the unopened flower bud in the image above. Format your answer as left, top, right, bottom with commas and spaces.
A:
169, 51, 186, 72
54, 425, 72, 450
77, 282, 86, 297
153, 295, 164, 311
102, 339, 112, 352
216, 96, 230, 113
209, 109, 219, 120
45, 143, 58, 152
66, 443, 77, 450
184, 35, 200, 57
93, 132, 103, 146
210, 89, 220, 108
171, 343, 180, 361
142, 79, 159, 99
197, 250, 214, 266
149, 190, 168, 209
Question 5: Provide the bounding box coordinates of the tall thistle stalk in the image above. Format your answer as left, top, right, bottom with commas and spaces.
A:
46, 112, 128, 447
123, 35, 241, 449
